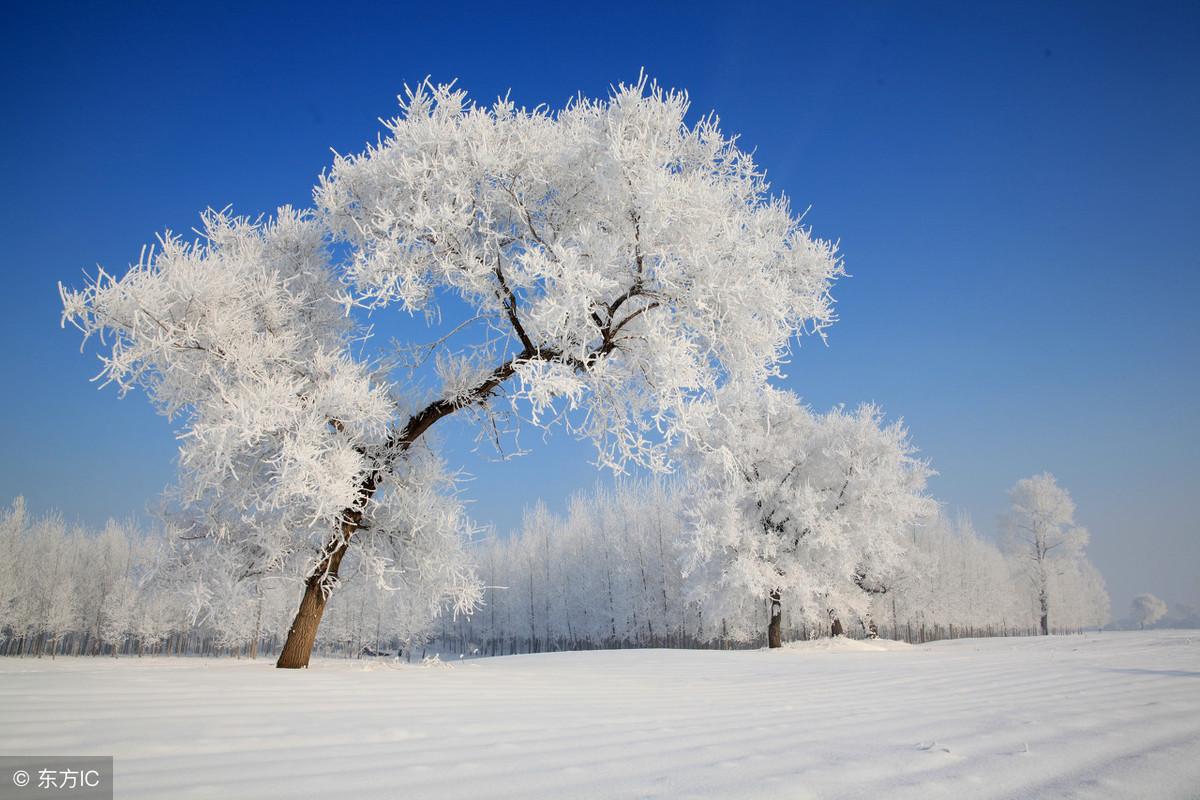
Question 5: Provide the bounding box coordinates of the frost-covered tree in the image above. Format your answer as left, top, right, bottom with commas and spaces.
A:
682, 387, 934, 648
60, 75, 843, 668
131, 589, 182, 656
1002, 473, 1090, 635
1130, 593, 1167, 629
0, 499, 26, 636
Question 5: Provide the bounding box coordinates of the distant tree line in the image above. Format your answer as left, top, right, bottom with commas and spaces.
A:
437, 479, 1111, 656
1, 470, 1111, 660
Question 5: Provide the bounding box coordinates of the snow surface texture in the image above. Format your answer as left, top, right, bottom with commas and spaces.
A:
1, 631, 1197, 799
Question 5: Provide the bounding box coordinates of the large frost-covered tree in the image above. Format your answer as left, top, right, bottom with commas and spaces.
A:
682, 387, 933, 648
60, 75, 843, 668
1002, 472, 1090, 635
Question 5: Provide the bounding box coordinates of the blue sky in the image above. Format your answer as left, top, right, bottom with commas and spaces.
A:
1, 1, 1197, 617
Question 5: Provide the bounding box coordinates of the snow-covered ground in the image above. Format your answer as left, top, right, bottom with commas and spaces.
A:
1, 631, 1197, 799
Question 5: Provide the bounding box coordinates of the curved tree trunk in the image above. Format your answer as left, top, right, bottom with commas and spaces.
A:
768, 590, 782, 649
276, 523, 354, 669
274, 339, 561, 668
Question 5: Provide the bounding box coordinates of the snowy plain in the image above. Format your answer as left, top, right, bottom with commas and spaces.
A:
1, 631, 1197, 799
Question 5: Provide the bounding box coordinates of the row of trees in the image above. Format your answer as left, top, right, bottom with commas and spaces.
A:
0, 460, 1108, 662
0, 499, 175, 657
0, 497, 450, 659
441, 475, 1110, 655
1, 461, 1111, 660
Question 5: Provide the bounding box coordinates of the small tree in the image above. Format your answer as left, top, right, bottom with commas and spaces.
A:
1003, 473, 1089, 635
683, 387, 933, 648
1130, 593, 1167, 629
61, 76, 843, 668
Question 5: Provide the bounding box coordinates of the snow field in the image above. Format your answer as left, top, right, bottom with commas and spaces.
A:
1, 631, 1197, 799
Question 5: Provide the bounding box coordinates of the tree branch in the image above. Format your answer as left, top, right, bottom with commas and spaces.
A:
493, 252, 534, 353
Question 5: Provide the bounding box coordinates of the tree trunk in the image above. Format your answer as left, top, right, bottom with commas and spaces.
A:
276, 523, 354, 669
768, 590, 782, 649
1039, 584, 1049, 635
276, 576, 334, 668
831, 617, 844, 637
249, 590, 263, 660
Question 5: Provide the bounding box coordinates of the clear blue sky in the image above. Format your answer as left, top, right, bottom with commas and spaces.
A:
2, 1, 1197, 618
